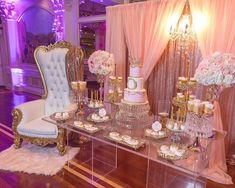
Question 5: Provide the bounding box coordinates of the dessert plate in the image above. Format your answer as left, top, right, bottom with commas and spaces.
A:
87, 113, 112, 123
105, 132, 145, 150
157, 144, 188, 160
72, 121, 101, 134
50, 112, 72, 123
145, 128, 168, 139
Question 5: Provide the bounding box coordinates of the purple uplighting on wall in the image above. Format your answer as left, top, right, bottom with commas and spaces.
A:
1, 0, 65, 40
0, 0, 16, 20
50, 0, 65, 41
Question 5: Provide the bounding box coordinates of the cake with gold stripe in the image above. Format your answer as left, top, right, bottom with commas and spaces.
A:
115, 57, 152, 128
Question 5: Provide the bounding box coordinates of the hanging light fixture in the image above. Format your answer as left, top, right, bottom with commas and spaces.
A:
169, 1, 196, 53
169, 0, 196, 78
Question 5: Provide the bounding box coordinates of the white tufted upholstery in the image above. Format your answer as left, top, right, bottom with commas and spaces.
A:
12, 42, 84, 155
35, 48, 71, 115
14, 46, 74, 138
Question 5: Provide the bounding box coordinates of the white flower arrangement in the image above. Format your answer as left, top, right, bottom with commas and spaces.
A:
194, 52, 235, 87
88, 50, 115, 76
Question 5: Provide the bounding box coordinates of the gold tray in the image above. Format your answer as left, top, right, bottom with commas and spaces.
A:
157, 144, 188, 161
145, 128, 168, 140
72, 124, 102, 134
87, 114, 112, 123
105, 134, 145, 150
50, 112, 73, 123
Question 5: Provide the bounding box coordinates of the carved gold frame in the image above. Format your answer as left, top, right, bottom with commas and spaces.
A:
12, 41, 84, 156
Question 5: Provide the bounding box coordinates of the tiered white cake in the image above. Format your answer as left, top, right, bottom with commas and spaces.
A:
123, 65, 148, 104
115, 59, 152, 129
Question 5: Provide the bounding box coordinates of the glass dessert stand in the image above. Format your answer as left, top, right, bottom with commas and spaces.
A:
42, 102, 213, 188
115, 101, 153, 129
184, 112, 214, 152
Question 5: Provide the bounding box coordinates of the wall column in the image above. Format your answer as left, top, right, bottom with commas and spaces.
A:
64, 0, 79, 46
6, 20, 20, 68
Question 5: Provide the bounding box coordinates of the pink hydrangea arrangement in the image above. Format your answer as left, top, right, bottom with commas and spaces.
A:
88, 50, 115, 76
194, 52, 235, 87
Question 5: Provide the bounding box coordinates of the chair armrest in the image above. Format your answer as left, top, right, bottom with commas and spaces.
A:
12, 99, 45, 127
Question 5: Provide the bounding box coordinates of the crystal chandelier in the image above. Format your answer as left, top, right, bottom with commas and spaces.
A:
169, 1, 196, 78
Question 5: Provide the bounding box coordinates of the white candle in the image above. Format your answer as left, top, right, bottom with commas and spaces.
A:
78, 81, 87, 91
71, 81, 79, 90
189, 94, 196, 100
187, 100, 194, 111
193, 102, 203, 115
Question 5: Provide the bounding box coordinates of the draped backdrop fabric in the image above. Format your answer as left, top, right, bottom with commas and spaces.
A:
122, 0, 185, 81
106, 6, 127, 87
106, 0, 185, 82
189, 0, 235, 57
189, 0, 235, 184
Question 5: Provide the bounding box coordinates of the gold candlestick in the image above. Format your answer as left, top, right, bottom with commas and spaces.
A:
76, 81, 87, 116
96, 90, 98, 101
100, 88, 102, 104
158, 112, 169, 129
91, 90, 93, 102
171, 106, 174, 121
176, 110, 180, 122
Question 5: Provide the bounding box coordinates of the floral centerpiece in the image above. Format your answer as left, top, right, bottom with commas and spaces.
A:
194, 52, 235, 87
88, 50, 115, 76
194, 52, 235, 100
88, 50, 115, 103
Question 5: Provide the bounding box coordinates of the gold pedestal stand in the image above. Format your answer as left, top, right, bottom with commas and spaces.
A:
171, 78, 197, 123
71, 81, 87, 117
106, 76, 123, 104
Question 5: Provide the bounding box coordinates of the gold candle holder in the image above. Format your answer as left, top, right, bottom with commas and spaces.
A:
91, 90, 93, 102
76, 81, 87, 116
158, 112, 169, 129
107, 76, 123, 103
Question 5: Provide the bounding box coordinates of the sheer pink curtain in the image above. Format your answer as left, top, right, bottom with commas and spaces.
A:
190, 0, 235, 56
105, 6, 127, 108
106, 6, 127, 87
121, 0, 185, 81
190, 0, 235, 184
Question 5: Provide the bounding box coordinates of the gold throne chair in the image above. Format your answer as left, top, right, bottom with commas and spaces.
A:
12, 41, 84, 155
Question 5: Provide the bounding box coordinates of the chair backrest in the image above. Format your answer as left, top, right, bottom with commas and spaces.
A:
34, 41, 72, 115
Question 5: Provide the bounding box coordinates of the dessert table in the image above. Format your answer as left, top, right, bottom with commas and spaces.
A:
42, 102, 213, 187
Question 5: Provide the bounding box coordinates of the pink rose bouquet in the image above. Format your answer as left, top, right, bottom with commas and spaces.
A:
194, 52, 235, 87
88, 50, 115, 76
